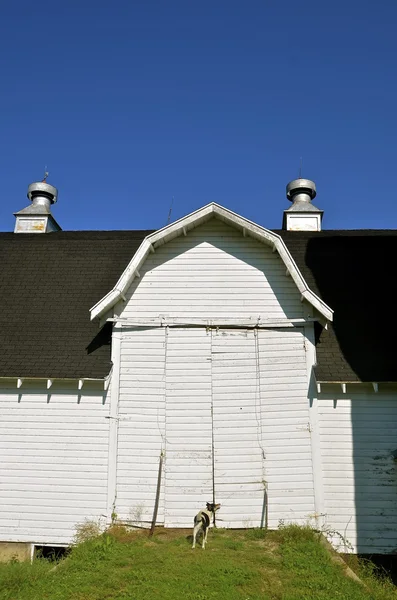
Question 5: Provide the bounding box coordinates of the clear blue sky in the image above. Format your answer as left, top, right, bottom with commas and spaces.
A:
1, 1, 396, 231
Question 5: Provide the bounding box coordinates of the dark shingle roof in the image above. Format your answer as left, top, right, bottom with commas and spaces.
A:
276, 229, 397, 382
0, 231, 152, 379
0, 227, 396, 382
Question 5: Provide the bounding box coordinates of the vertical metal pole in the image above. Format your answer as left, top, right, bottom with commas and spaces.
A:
260, 482, 268, 529
149, 451, 164, 537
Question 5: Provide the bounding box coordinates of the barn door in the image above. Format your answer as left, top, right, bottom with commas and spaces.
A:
211, 329, 266, 528
164, 328, 213, 526
163, 326, 311, 529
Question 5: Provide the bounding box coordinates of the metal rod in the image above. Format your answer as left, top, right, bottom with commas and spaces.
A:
149, 451, 164, 536
260, 482, 268, 529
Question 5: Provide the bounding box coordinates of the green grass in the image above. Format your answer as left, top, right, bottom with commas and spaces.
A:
0, 525, 396, 600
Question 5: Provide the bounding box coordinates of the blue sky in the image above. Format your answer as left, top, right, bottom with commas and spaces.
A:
0, 1, 396, 231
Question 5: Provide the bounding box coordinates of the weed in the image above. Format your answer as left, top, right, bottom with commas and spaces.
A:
129, 502, 145, 526
73, 518, 103, 544
223, 539, 244, 551
321, 523, 354, 553
245, 528, 266, 540
277, 520, 318, 543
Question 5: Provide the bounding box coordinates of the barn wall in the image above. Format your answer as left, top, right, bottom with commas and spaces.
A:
318, 385, 397, 554
120, 218, 305, 321
116, 219, 314, 528
0, 381, 109, 545
116, 327, 167, 526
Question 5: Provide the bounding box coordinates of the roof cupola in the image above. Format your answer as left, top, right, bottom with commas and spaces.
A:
283, 178, 323, 231
14, 178, 61, 233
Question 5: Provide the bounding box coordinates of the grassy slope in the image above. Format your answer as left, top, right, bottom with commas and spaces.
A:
1, 526, 397, 600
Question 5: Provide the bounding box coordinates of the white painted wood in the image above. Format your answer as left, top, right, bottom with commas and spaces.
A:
210, 327, 314, 529
318, 389, 397, 553
85, 217, 322, 536
0, 386, 109, 545
304, 322, 325, 528
116, 327, 167, 527
121, 220, 305, 324
164, 328, 213, 526
211, 329, 265, 528
257, 328, 315, 528
106, 326, 121, 524
90, 206, 333, 322
285, 213, 322, 232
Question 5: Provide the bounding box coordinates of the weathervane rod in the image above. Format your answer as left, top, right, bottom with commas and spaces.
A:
167, 197, 174, 225
299, 157, 303, 179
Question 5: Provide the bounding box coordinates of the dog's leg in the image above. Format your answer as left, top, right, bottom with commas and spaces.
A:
202, 525, 207, 549
192, 522, 201, 549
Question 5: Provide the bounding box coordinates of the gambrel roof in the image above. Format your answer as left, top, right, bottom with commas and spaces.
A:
0, 213, 396, 382
90, 203, 333, 322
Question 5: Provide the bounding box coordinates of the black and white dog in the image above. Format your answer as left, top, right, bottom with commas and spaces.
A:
192, 502, 221, 549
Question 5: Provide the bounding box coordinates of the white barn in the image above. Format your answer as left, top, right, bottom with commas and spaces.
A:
1, 177, 397, 557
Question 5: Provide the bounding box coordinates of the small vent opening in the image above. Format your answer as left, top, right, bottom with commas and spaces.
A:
34, 545, 69, 561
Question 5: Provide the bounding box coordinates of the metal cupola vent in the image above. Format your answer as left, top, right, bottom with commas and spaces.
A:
282, 177, 323, 231
14, 173, 61, 233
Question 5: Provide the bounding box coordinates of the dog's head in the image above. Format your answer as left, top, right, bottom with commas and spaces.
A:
206, 502, 221, 513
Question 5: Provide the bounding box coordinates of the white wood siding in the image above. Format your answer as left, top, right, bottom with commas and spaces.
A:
117, 328, 166, 526
164, 328, 213, 526
117, 327, 213, 527
212, 327, 315, 529
121, 219, 304, 321
212, 329, 265, 528
258, 328, 315, 527
117, 326, 313, 529
318, 387, 397, 553
0, 383, 109, 545
116, 219, 313, 530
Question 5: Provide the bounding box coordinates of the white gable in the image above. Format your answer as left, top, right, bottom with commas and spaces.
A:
90, 203, 333, 322
119, 219, 306, 323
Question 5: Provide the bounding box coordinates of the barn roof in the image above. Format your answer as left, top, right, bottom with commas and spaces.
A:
276, 229, 397, 383
0, 227, 396, 382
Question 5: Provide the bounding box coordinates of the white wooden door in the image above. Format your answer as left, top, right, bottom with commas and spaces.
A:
256, 328, 314, 528
117, 327, 167, 527
164, 328, 213, 526
211, 329, 266, 528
